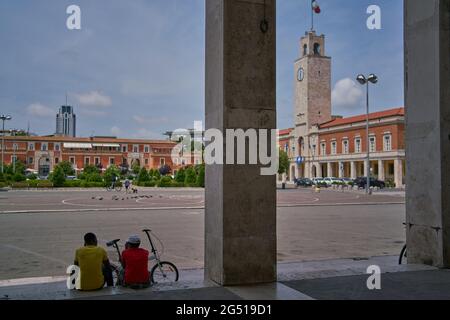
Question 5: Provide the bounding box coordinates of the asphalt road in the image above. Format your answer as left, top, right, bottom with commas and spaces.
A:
0, 188, 405, 281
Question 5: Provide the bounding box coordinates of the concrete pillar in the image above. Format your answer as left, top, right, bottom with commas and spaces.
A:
350, 161, 357, 179
205, 0, 277, 285
327, 162, 333, 177
394, 159, 403, 187
378, 160, 385, 181
316, 163, 322, 178
405, 0, 450, 267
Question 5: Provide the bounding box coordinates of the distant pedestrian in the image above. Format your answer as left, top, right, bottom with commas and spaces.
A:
124, 179, 131, 193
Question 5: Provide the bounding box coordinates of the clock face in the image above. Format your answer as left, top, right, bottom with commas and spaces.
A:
297, 68, 304, 81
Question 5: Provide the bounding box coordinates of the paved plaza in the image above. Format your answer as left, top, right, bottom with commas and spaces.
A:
0, 188, 405, 281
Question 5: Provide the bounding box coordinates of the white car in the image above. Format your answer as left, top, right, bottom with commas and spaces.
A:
323, 177, 342, 186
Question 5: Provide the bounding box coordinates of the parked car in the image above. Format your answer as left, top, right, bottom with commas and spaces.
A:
323, 177, 342, 186
354, 177, 386, 189
66, 176, 78, 181
341, 178, 354, 185
296, 178, 313, 187
312, 178, 328, 187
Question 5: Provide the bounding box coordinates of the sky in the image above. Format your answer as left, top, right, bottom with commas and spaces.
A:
0, 0, 404, 139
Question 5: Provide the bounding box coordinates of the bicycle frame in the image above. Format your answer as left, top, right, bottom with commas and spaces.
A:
142, 229, 160, 262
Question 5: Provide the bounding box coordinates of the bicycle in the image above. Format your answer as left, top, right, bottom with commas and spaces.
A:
398, 223, 407, 264
106, 228, 179, 286
106, 183, 122, 192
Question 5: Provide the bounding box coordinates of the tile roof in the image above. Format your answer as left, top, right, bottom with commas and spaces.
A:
319, 107, 404, 129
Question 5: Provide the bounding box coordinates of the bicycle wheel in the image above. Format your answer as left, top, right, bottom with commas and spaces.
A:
399, 244, 407, 265
151, 261, 179, 284
111, 264, 123, 287
115, 186, 122, 192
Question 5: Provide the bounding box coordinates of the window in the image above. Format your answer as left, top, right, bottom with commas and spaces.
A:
144, 145, 150, 153
303, 44, 308, 56
28, 157, 34, 165
370, 137, 376, 153
331, 141, 337, 155
342, 140, 349, 154
11, 155, 17, 163
13, 143, 18, 151
133, 145, 139, 153
313, 43, 321, 55
145, 159, 149, 165
28, 143, 35, 151
54, 143, 60, 151
383, 135, 392, 151
109, 158, 115, 165
355, 138, 361, 153
85, 157, 90, 165
41, 143, 48, 151
122, 145, 128, 153
69, 157, 75, 164
55, 158, 59, 164
320, 143, 326, 156
95, 157, 100, 165
160, 158, 165, 166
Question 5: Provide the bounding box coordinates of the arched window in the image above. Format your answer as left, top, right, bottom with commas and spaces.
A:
303, 44, 308, 56
313, 43, 321, 55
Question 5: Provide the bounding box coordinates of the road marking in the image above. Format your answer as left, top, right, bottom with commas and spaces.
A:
0, 276, 67, 288
1, 244, 69, 266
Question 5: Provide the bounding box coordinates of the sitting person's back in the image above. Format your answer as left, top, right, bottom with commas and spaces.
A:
74, 233, 113, 291
121, 235, 150, 287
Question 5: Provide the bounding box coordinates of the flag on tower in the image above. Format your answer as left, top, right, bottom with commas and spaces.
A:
312, 0, 321, 14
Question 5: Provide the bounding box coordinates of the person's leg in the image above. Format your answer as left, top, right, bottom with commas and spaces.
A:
103, 265, 114, 287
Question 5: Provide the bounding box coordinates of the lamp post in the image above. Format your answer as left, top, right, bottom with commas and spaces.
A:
356, 74, 378, 194
0, 115, 12, 174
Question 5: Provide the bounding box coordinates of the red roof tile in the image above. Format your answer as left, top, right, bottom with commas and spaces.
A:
319, 107, 404, 129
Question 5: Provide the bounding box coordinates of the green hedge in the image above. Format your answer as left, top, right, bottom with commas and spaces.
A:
10, 182, 29, 189
137, 181, 157, 187
0, 182, 7, 188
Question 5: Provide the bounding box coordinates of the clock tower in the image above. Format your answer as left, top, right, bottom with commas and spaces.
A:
293, 30, 332, 177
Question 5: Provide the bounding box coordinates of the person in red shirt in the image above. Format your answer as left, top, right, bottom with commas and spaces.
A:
120, 235, 150, 288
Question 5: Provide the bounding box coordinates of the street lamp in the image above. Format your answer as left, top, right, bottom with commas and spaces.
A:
0, 115, 12, 174
356, 74, 378, 194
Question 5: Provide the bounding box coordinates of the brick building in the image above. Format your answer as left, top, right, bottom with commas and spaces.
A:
278, 30, 405, 187
0, 135, 191, 177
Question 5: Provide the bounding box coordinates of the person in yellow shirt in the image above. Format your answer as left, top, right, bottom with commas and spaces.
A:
74, 233, 113, 291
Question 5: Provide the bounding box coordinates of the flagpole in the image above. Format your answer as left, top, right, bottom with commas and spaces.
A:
311, 4, 314, 31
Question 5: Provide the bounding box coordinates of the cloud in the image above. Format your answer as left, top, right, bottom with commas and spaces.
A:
133, 128, 164, 140
26, 103, 54, 117
110, 126, 122, 137
73, 91, 112, 108
132, 115, 169, 125
332, 78, 364, 110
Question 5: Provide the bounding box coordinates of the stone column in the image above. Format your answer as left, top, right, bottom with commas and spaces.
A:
405, 0, 450, 267
338, 161, 344, 178
378, 160, 385, 181
327, 163, 333, 177
363, 160, 369, 177
316, 163, 322, 178
350, 161, 357, 179
394, 159, 403, 188
205, 0, 277, 285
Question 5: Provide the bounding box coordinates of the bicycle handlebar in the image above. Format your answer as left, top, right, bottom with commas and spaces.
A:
106, 239, 121, 247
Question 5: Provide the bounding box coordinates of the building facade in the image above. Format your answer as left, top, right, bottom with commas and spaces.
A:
279, 30, 405, 187
0, 136, 194, 177
56, 106, 76, 137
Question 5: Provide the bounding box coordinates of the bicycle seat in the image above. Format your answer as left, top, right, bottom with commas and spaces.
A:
106, 239, 120, 247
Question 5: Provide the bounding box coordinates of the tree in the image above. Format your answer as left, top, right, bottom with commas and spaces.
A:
83, 165, 99, 175
184, 167, 197, 185
51, 165, 66, 187
132, 163, 141, 175
137, 167, 150, 182
175, 168, 186, 183
58, 161, 75, 176
196, 164, 205, 188
104, 165, 120, 184
278, 150, 290, 175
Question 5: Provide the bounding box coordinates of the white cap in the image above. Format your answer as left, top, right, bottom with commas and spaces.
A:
127, 235, 141, 244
